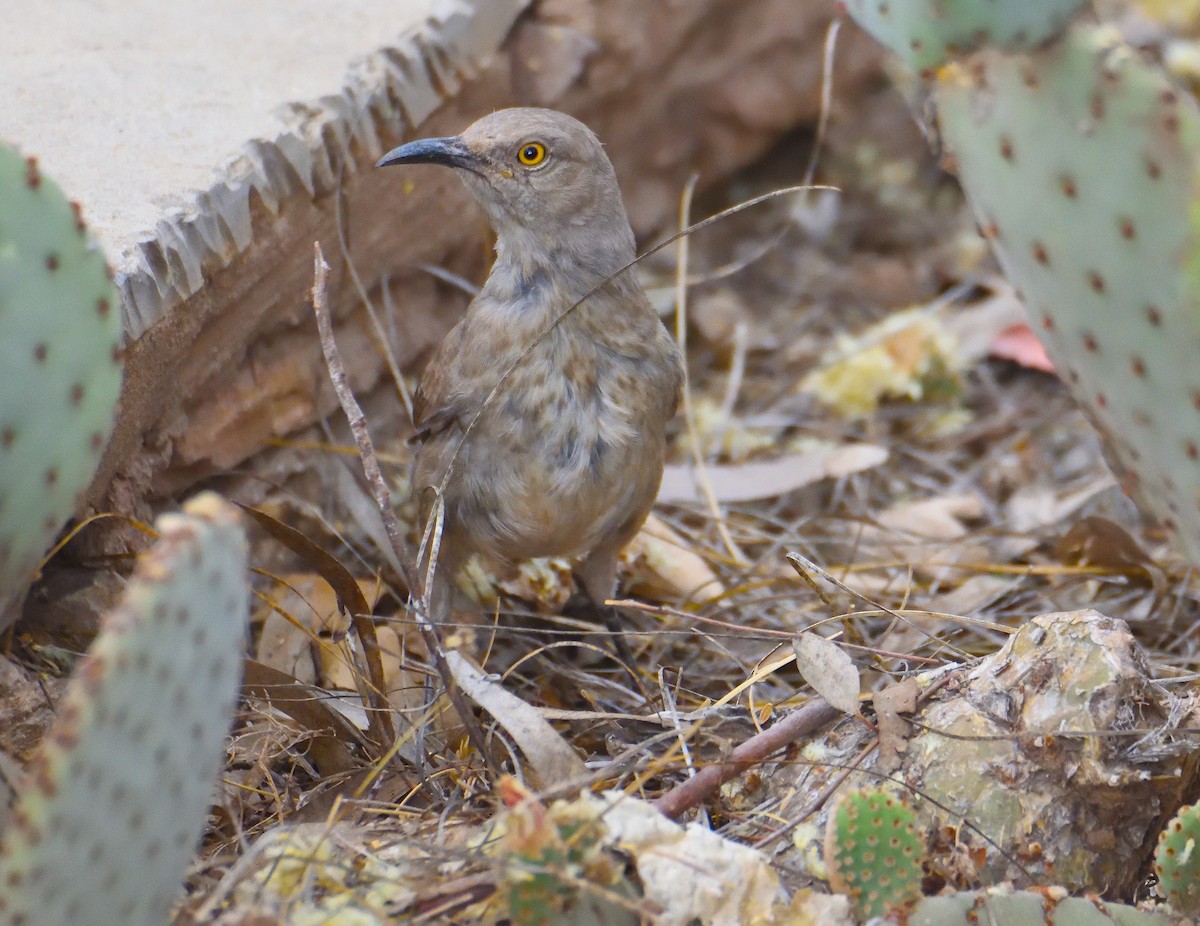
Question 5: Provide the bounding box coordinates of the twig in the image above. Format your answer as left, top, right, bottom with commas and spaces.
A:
332, 135, 415, 422
711, 320, 749, 453
802, 17, 840, 190
653, 698, 841, 819
787, 552, 975, 660
309, 243, 496, 774
658, 667, 697, 782
673, 174, 746, 566
608, 598, 943, 664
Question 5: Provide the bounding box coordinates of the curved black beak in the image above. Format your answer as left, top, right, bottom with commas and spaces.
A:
376, 136, 477, 171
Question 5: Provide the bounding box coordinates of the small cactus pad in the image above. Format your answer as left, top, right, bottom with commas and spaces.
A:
0, 493, 248, 926
892, 889, 1177, 925
842, 0, 1087, 72
825, 788, 923, 921
934, 28, 1200, 565
1156, 802, 1200, 915
0, 143, 123, 624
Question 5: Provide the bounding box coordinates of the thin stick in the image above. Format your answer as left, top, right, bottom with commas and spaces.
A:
310, 243, 495, 773
608, 598, 943, 664
673, 174, 746, 565
332, 136, 415, 421
654, 698, 841, 819
712, 321, 749, 451
802, 17, 841, 190
312, 251, 418, 588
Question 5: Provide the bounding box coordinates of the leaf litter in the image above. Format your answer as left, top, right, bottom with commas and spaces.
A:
173, 80, 1200, 921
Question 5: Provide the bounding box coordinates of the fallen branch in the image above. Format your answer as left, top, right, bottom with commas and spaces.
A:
653, 698, 841, 819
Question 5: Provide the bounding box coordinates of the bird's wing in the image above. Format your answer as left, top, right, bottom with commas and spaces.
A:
412, 319, 471, 440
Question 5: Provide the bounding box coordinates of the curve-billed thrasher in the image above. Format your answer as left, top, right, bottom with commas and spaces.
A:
377, 108, 683, 645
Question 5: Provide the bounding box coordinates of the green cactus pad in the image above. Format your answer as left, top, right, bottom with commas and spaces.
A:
1156, 802, 1200, 915
825, 788, 923, 921
893, 889, 1176, 925
0, 493, 248, 926
0, 143, 123, 622
842, 0, 1087, 72
934, 27, 1200, 566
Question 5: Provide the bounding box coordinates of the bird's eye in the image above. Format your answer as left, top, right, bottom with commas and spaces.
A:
517, 141, 547, 167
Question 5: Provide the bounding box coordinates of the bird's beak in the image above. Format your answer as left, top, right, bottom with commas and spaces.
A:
376, 136, 478, 172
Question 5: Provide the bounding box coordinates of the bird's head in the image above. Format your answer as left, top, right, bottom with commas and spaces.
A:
376, 108, 635, 264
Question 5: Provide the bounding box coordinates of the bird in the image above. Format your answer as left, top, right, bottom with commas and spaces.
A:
376, 108, 684, 652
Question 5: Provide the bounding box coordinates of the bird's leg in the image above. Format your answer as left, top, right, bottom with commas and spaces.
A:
575, 542, 636, 666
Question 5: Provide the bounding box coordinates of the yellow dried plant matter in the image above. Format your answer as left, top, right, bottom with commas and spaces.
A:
802, 306, 963, 418
233, 824, 416, 924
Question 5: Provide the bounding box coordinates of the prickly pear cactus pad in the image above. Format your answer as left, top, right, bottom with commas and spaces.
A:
824, 788, 923, 921
842, 0, 1087, 72
0, 493, 248, 926
934, 27, 1200, 565
1156, 802, 1200, 915
889, 888, 1179, 925
0, 143, 123, 624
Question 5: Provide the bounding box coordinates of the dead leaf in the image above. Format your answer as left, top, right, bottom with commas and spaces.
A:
820, 494, 985, 587
1006, 475, 1116, 534
876, 493, 982, 539
658, 443, 888, 504
928, 575, 1017, 617
374, 625, 428, 715
241, 660, 365, 774
873, 678, 919, 774
238, 505, 372, 616
627, 514, 726, 603
238, 504, 393, 749
594, 791, 783, 926
445, 651, 587, 786
1056, 516, 1163, 591
939, 281, 1027, 362
255, 573, 374, 686
793, 633, 861, 716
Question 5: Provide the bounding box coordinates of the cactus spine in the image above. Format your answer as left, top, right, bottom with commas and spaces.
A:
820, 787, 1183, 923
934, 28, 1200, 563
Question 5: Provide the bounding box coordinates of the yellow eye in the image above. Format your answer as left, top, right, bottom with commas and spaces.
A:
517, 141, 547, 167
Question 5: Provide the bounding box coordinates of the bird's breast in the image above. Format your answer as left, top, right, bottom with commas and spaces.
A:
454, 331, 671, 560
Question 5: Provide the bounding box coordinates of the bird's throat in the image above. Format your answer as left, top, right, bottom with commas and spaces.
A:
488, 233, 633, 318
